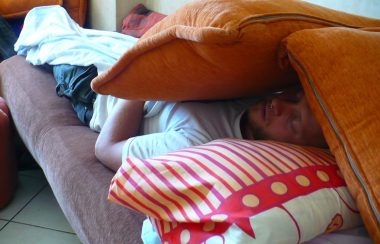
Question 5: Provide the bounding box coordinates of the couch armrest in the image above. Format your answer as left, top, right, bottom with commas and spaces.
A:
63, 0, 87, 26
0, 0, 87, 26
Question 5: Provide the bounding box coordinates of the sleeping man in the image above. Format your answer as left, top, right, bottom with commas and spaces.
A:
95, 86, 327, 171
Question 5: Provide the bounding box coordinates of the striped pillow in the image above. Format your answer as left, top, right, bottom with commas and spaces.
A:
109, 139, 362, 243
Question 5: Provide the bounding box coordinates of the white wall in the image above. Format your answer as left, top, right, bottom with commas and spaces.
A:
89, 0, 117, 31
303, 0, 380, 18
89, 0, 140, 31
145, 0, 193, 15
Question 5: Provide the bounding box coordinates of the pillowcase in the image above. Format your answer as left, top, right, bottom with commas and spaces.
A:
91, 0, 380, 101
109, 139, 362, 243
121, 4, 167, 38
283, 27, 380, 243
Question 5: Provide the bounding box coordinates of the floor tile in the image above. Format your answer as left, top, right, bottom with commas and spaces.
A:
0, 220, 7, 229
0, 175, 47, 220
0, 222, 81, 244
13, 186, 74, 233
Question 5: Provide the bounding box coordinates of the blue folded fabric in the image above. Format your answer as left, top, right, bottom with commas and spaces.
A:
0, 16, 17, 61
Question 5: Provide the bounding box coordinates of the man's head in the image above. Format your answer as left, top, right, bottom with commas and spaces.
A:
241, 87, 327, 148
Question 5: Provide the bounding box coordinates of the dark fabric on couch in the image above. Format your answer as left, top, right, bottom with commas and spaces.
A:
53, 64, 98, 125
0, 16, 17, 62
0, 56, 145, 244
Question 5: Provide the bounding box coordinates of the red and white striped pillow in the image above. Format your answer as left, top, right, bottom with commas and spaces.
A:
109, 139, 362, 243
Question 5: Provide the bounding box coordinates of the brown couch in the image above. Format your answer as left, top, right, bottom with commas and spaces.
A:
0, 56, 145, 244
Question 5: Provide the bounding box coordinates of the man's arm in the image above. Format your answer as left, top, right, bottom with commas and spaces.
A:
95, 99, 145, 171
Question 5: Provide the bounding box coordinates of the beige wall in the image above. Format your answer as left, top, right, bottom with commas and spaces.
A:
145, 0, 193, 14
303, 0, 380, 18
89, 0, 142, 31
89, 0, 117, 31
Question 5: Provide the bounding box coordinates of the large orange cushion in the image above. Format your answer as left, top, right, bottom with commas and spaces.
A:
91, 0, 380, 101
283, 27, 380, 242
0, 0, 87, 26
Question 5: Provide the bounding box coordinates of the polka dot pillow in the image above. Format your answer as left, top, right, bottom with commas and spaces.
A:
108, 139, 362, 243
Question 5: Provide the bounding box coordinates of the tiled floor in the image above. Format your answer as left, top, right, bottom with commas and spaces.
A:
0, 169, 82, 244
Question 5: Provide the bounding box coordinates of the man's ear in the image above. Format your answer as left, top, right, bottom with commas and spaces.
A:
240, 111, 256, 140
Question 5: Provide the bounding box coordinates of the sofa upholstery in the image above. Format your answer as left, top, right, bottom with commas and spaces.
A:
0, 56, 144, 244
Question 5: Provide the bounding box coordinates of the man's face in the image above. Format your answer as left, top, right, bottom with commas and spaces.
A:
245, 88, 327, 147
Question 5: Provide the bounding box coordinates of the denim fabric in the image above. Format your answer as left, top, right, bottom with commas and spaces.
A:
8, 18, 24, 37
141, 219, 161, 244
0, 16, 17, 62
53, 64, 98, 125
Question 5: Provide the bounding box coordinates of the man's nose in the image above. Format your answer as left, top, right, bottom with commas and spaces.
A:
270, 97, 291, 116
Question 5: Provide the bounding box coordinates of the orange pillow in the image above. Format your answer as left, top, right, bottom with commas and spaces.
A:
91, 0, 380, 101
283, 27, 380, 243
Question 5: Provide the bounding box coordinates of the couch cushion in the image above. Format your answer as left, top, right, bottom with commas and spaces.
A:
283, 27, 380, 242
91, 0, 380, 101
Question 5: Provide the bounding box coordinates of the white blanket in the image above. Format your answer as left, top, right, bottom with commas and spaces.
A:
15, 5, 138, 73
15, 5, 139, 131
